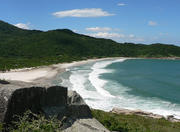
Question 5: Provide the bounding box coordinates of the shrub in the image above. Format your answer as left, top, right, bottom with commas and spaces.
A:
92, 109, 180, 132
8, 110, 61, 132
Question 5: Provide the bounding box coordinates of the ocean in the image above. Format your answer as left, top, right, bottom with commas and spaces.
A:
52, 58, 180, 119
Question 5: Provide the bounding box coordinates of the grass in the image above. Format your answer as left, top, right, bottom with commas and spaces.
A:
5, 111, 62, 132
0, 123, 3, 132
92, 109, 180, 132
1, 109, 180, 132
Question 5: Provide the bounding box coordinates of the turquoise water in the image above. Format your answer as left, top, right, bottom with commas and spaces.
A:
103, 59, 180, 103
53, 58, 180, 119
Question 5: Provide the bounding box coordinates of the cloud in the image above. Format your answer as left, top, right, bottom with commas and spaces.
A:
118, 3, 126, 6
86, 27, 112, 32
148, 21, 157, 26
14, 23, 30, 29
72, 29, 77, 32
86, 31, 145, 43
129, 34, 135, 38
88, 32, 125, 38
84, 27, 144, 43
52, 8, 115, 18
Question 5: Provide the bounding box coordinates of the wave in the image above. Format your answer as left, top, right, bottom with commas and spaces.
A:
101, 74, 180, 119
57, 58, 180, 119
88, 58, 127, 97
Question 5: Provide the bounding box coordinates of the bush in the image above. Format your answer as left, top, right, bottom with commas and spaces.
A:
92, 109, 180, 132
0, 123, 4, 132
8, 111, 61, 132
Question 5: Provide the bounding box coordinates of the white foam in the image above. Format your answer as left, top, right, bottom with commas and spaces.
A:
59, 58, 180, 120
88, 58, 126, 97
69, 70, 101, 100
103, 81, 180, 119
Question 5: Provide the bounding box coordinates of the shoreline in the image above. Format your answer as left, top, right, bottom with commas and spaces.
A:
0, 56, 179, 83
110, 108, 180, 122
0, 57, 125, 83
1, 57, 180, 121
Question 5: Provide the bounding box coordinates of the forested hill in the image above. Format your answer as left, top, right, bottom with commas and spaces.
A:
0, 20, 180, 70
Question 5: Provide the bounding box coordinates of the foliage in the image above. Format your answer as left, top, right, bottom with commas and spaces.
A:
92, 109, 180, 132
7, 110, 61, 132
0, 20, 180, 71
0, 123, 3, 132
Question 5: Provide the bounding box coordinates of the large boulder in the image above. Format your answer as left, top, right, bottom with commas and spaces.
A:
63, 118, 110, 132
0, 81, 110, 132
61, 91, 110, 132
67, 90, 92, 118
0, 81, 67, 124
68, 90, 85, 105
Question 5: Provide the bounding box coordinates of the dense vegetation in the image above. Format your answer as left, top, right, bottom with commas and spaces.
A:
92, 109, 180, 132
1, 111, 61, 132
1, 110, 180, 132
0, 20, 180, 71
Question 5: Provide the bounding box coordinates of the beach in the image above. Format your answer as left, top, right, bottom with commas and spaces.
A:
1, 57, 180, 122
0, 57, 122, 83
0, 56, 178, 83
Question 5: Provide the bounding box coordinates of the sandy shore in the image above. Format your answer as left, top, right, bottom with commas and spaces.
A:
1, 57, 180, 122
1, 56, 179, 83
0, 57, 124, 83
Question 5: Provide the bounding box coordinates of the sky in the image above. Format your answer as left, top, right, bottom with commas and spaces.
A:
0, 0, 180, 45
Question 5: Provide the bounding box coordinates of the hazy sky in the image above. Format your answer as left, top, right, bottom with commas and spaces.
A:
0, 0, 180, 45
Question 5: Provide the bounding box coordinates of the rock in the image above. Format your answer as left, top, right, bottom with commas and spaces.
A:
67, 104, 92, 119
0, 81, 110, 132
111, 108, 163, 119
68, 90, 85, 105
0, 80, 10, 84
61, 91, 110, 132
166, 115, 180, 122
0, 81, 67, 124
62, 118, 110, 132
67, 90, 92, 118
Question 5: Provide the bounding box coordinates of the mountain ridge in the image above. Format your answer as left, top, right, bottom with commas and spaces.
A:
0, 20, 180, 71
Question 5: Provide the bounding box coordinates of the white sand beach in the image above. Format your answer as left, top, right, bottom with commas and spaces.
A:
0, 57, 122, 83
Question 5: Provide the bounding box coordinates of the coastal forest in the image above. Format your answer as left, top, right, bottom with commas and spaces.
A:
0, 20, 180, 71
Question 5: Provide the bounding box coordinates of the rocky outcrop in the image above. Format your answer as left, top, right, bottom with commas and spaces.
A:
111, 108, 180, 122
63, 118, 109, 132
0, 81, 67, 123
67, 90, 92, 118
68, 90, 86, 105
0, 81, 110, 132
111, 108, 163, 119
0, 80, 10, 84
166, 115, 180, 122
61, 91, 110, 132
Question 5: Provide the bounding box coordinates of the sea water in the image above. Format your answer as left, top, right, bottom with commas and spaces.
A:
52, 58, 180, 119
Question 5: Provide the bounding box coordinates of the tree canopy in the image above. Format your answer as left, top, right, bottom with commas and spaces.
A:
0, 20, 180, 71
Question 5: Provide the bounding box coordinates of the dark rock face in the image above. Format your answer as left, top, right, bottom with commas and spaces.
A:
67, 90, 92, 118
67, 104, 92, 119
68, 90, 85, 105
0, 82, 67, 124
0, 80, 10, 85
0, 81, 109, 132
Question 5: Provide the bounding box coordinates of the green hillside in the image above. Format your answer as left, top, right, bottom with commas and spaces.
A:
0, 20, 180, 71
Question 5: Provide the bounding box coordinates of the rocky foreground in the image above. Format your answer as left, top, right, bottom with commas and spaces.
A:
0, 80, 109, 132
